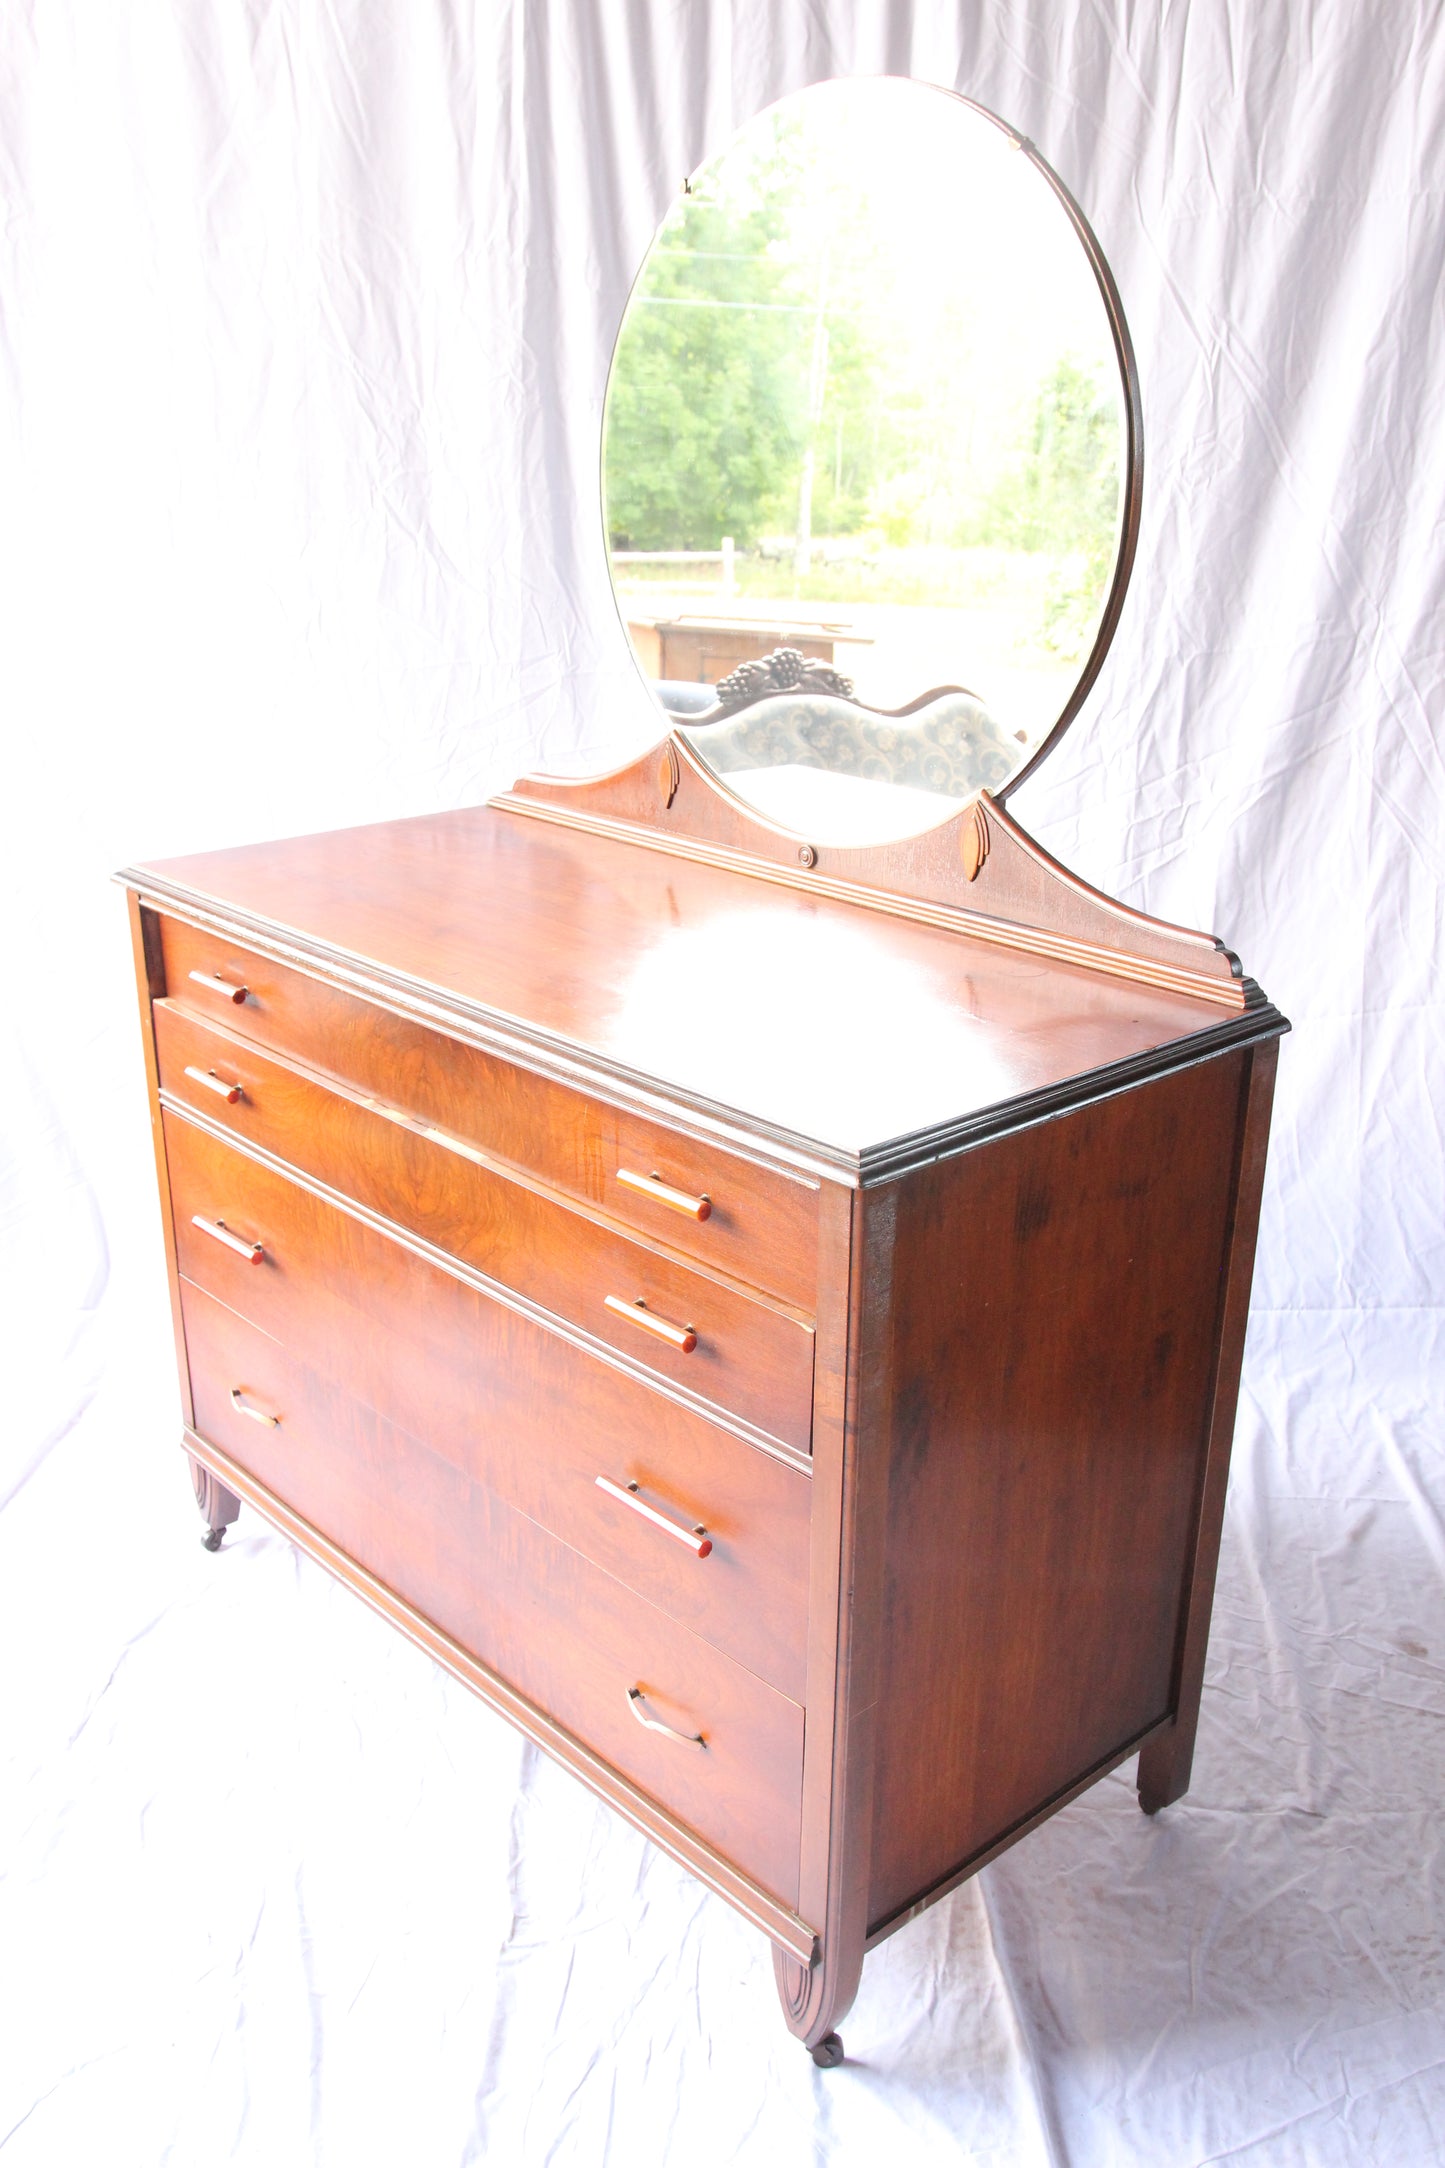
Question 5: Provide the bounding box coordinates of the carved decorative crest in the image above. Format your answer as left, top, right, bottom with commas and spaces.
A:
712, 647, 855, 714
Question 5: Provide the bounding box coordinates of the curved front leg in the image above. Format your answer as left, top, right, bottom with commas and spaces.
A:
773, 1937, 863, 2067
189, 1452, 241, 1551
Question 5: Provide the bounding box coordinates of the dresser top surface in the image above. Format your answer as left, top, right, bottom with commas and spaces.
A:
131, 803, 1255, 1164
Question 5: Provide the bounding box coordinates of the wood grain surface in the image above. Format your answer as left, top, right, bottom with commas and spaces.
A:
129, 806, 1272, 1160
1138, 1040, 1280, 1812
182, 1279, 804, 1903
155, 1002, 815, 1452
164, 1109, 812, 1697
156, 910, 821, 1305
499, 751, 1244, 1005
865, 1052, 1248, 1933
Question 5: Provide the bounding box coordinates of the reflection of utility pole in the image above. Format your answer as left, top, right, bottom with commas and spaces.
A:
794, 252, 830, 579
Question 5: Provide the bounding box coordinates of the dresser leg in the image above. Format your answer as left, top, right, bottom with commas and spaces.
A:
189, 1453, 241, 1552
773, 1943, 861, 2067
1136, 1721, 1194, 1814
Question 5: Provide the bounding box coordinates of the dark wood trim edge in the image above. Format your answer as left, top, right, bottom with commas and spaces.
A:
1137, 1037, 1281, 1813
859, 1006, 1288, 1183
181, 1427, 819, 1964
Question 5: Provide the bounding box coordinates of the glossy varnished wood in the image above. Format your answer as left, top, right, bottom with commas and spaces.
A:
125, 804, 1279, 1166
499, 748, 1251, 1006
182, 1281, 805, 1903
864, 1052, 1251, 1934
155, 910, 821, 1306
164, 1111, 812, 1698
1138, 1039, 1279, 1813
154, 1002, 815, 1453
777, 1178, 884, 2054
121, 742, 1286, 2061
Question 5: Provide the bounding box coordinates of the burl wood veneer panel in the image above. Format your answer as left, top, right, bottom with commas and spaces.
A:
866, 1051, 1249, 1930
155, 1002, 815, 1453
165, 1111, 812, 1701
157, 911, 822, 1311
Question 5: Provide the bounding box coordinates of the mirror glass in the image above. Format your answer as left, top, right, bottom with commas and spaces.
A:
602, 78, 1137, 847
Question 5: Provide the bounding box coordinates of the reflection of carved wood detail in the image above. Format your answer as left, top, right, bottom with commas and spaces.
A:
961, 799, 990, 881
712, 647, 855, 712
659, 741, 680, 809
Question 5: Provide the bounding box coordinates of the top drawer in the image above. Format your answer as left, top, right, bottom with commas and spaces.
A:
156, 913, 820, 1311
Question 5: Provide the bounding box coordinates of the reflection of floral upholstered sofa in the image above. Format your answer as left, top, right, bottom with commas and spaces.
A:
678, 689, 1021, 801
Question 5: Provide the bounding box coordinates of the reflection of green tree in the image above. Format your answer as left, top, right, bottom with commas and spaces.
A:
978, 357, 1119, 656
985, 358, 1118, 551
604, 108, 1120, 654
604, 118, 885, 553
604, 124, 808, 549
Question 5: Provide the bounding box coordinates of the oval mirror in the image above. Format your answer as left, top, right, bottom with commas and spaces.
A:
602, 78, 1140, 848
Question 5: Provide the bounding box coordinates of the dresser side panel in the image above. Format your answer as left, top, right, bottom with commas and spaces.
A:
865, 1051, 1248, 1931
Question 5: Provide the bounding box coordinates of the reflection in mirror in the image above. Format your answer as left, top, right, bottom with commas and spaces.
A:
602, 77, 1136, 847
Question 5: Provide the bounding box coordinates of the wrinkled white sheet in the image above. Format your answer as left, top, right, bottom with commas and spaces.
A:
2, 3, 1443, 2161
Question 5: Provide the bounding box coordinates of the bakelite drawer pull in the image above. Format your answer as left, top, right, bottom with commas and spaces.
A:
183, 1064, 244, 1105
626, 1686, 707, 1751
230, 1387, 280, 1427
188, 968, 248, 1005
596, 1474, 712, 1557
603, 1294, 697, 1354
616, 1168, 713, 1222
192, 1215, 265, 1265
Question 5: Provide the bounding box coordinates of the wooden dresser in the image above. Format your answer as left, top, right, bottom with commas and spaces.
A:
120, 759, 1285, 2063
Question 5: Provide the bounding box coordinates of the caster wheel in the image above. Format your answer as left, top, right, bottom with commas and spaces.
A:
202, 1526, 226, 1552
810, 2032, 845, 2069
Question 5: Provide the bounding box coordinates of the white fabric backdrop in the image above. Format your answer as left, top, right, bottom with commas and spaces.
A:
2, 2, 1443, 2161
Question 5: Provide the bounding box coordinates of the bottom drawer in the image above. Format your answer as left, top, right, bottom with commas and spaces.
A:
182, 1279, 804, 1906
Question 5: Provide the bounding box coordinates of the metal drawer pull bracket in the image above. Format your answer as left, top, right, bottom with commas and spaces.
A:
230, 1387, 280, 1427
595, 1474, 712, 1557
616, 1168, 712, 1222
192, 1216, 265, 1265
603, 1293, 697, 1354
626, 1687, 707, 1751
188, 969, 248, 1005
183, 1064, 244, 1105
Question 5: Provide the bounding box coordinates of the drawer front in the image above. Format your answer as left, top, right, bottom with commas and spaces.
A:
157, 913, 820, 1311
165, 1111, 810, 1700
155, 1002, 813, 1454
182, 1281, 804, 1905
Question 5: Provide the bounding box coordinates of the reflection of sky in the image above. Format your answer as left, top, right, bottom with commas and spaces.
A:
607, 79, 1126, 772
652, 78, 1122, 512
782, 80, 1115, 454
609, 905, 1021, 1147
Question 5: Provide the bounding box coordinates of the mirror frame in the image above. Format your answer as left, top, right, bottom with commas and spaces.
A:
600, 82, 1144, 814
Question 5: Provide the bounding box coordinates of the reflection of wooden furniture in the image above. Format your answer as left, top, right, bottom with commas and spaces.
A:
627, 615, 866, 684
121, 746, 1283, 2068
